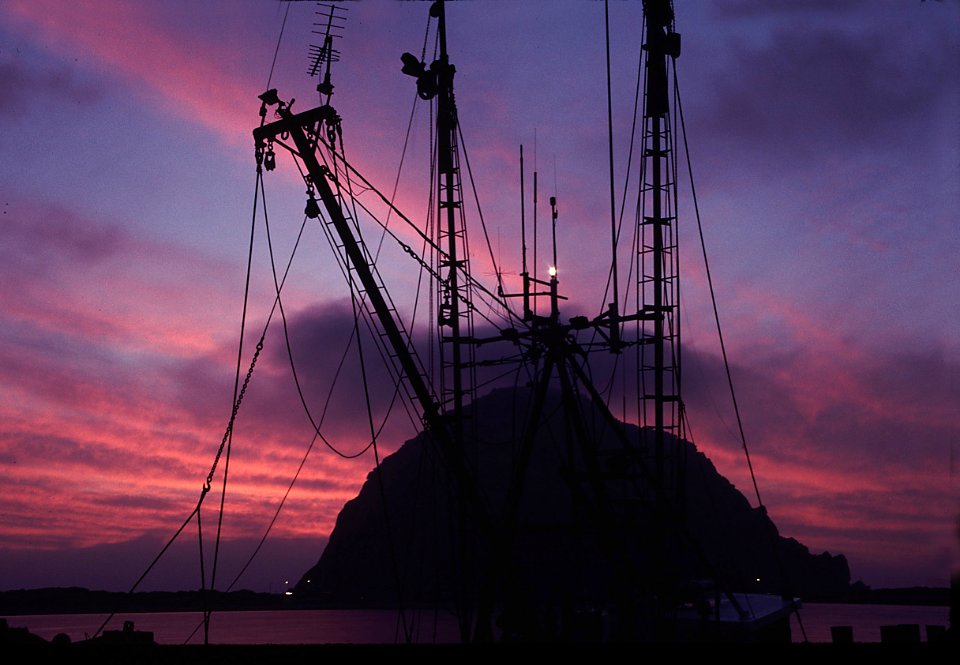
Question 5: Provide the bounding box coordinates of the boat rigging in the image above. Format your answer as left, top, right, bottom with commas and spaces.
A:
95, 0, 803, 646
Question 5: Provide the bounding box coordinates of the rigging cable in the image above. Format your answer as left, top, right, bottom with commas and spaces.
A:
181, 164, 417, 644
185, 313, 412, 644
366, 0, 432, 269
426, 88, 438, 408
203, 164, 268, 643
587, 10, 647, 423
259, 172, 407, 458
196, 503, 209, 644
296, 143, 430, 442
604, 0, 620, 339
222, 332, 365, 585
333, 97, 433, 419
673, 72, 761, 508
309, 148, 428, 435
92, 503, 204, 640
317, 138, 513, 330
221, 300, 406, 588
335, 108, 415, 643
457, 123, 517, 323
200, 6, 298, 623
276, 140, 424, 436
187, 216, 350, 642
669, 49, 687, 506
199, 163, 272, 642
332, 101, 423, 408
265, 0, 292, 90
673, 64, 806, 640
617, 31, 647, 425
350, 270, 414, 643
92, 165, 267, 641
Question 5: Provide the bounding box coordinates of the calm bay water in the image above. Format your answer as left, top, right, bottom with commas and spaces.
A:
788, 603, 949, 643
4, 609, 462, 645
3, 604, 950, 645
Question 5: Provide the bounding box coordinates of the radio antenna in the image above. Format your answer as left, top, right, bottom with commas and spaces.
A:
308, 3, 348, 100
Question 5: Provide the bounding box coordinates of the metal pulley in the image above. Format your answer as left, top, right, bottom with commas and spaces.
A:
305, 187, 321, 219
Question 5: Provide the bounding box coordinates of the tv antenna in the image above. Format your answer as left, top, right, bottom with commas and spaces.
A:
309, 3, 348, 99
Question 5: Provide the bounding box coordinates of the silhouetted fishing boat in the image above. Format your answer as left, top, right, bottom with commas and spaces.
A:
245, 0, 801, 644
14, 0, 821, 649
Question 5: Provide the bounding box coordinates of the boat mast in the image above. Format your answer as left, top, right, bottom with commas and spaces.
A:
400, 0, 476, 438
640, 0, 683, 506
435, 0, 474, 435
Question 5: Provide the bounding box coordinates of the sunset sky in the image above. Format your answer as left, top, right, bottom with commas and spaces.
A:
1, 0, 958, 596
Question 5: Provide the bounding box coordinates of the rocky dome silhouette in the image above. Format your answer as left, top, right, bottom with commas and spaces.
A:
294, 386, 850, 607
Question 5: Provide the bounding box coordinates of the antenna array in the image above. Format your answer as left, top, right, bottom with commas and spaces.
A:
308, 3, 348, 78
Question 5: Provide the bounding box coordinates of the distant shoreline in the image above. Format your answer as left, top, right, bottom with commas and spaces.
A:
0, 586, 951, 617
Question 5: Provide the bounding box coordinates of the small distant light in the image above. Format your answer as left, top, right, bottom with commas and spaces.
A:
548, 266, 557, 277
307, 579, 311, 583
284, 590, 294, 596
756, 578, 761, 583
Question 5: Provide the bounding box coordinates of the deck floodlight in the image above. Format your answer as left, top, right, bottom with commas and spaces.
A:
258, 88, 281, 106
400, 52, 424, 78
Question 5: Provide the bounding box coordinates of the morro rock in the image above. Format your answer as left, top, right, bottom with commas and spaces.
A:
294, 386, 850, 607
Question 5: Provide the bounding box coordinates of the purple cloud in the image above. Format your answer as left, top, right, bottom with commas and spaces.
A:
0, 59, 104, 116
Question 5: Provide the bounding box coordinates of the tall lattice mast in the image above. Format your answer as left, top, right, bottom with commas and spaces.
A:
402, 0, 477, 427
637, 0, 684, 506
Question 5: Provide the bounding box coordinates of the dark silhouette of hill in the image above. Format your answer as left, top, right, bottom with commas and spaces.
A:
294, 386, 851, 607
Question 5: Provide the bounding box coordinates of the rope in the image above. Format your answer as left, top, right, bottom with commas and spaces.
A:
353, 284, 413, 642
337, 124, 414, 638
109, 4, 436, 645
93, 163, 268, 642
591, 15, 645, 420
372, 88, 421, 262
456, 124, 517, 324
316, 137, 513, 329
90, 505, 201, 640
216, 332, 410, 601
265, 0, 292, 90
604, 0, 620, 332
259, 172, 393, 459
674, 63, 805, 639
203, 165, 266, 636
310, 145, 426, 436
197, 506, 209, 644
673, 71, 763, 508
180, 153, 415, 641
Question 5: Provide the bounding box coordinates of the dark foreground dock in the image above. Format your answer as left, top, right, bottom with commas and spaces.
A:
3, 614, 955, 664
1, 641, 957, 665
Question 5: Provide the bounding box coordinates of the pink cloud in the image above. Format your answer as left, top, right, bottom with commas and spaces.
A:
2, 0, 265, 146
678, 325, 958, 586
0, 194, 401, 555
2, 195, 245, 357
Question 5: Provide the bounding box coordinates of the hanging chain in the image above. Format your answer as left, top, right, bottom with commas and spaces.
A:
204, 337, 265, 492
400, 242, 444, 283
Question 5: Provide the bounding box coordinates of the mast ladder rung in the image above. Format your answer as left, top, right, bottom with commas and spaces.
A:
642, 147, 672, 157
642, 394, 680, 402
